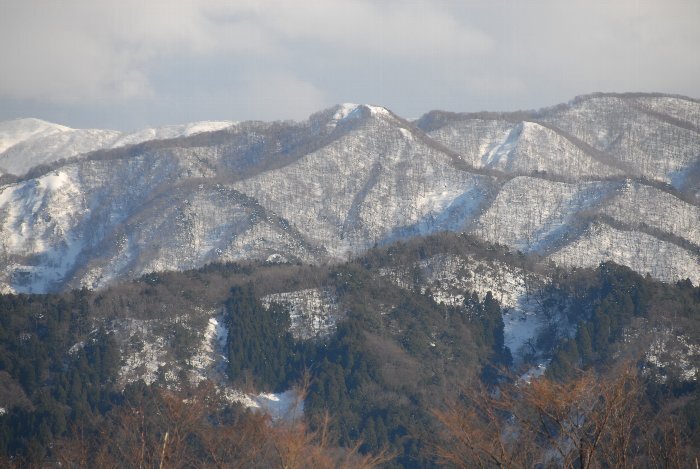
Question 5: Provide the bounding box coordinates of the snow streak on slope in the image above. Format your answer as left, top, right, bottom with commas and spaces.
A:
425, 118, 624, 180
419, 117, 515, 169
261, 288, 341, 340
495, 122, 623, 178
188, 314, 229, 385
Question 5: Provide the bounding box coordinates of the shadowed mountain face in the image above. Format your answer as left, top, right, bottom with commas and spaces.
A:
0, 94, 698, 293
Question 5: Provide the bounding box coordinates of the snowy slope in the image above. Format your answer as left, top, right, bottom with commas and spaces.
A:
600, 181, 700, 246
415, 115, 515, 169
538, 94, 700, 187
233, 104, 495, 258
0, 118, 235, 176
471, 176, 615, 252
0, 118, 71, 154
549, 222, 700, 284
0, 94, 698, 293
419, 93, 700, 194
422, 117, 624, 180
469, 176, 698, 282
261, 288, 341, 340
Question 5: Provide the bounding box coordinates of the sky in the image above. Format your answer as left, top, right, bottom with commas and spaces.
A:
1, 0, 698, 130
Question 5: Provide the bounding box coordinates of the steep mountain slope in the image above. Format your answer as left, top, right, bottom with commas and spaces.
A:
469, 176, 699, 282
232, 104, 496, 258
0, 94, 698, 294
418, 92, 700, 194
538, 94, 700, 188
547, 222, 698, 282
418, 116, 625, 180
0, 104, 499, 293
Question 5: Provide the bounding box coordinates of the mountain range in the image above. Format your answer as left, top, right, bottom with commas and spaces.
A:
0, 92, 698, 295
1, 92, 699, 466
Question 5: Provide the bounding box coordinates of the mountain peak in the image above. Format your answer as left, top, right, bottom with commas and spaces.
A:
325, 103, 393, 129
0, 118, 72, 154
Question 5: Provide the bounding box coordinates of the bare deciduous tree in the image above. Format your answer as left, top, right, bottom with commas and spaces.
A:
53, 380, 393, 468
434, 364, 689, 469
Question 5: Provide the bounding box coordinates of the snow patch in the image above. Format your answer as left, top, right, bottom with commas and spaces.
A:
644, 330, 699, 382
220, 388, 304, 421
519, 362, 548, 384
252, 390, 304, 420
188, 314, 229, 384
261, 288, 341, 340
113, 318, 170, 386
68, 341, 85, 355
332, 103, 361, 121
483, 122, 521, 166
366, 105, 391, 117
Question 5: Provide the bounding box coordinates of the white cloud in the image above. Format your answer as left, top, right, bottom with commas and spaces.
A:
234, 71, 328, 121
0, 1, 493, 102
260, 1, 493, 58
492, 1, 699, 86
0, 1, 248, 101
0, 0, 697, 126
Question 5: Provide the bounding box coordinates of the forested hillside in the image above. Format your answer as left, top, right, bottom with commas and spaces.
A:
0, 233, 697, 467
0, 93, 698, 467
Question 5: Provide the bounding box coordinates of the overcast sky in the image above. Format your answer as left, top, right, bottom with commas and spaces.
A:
1, 0, 698, 130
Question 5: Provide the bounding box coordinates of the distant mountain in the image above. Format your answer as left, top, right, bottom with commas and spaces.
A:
0, 93, 698, 294
0, 118, 235, 176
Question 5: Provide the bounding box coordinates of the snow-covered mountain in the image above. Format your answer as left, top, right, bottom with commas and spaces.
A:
418, 93, 700, 190
0, 93, 698, 294
0, 118, 235, 176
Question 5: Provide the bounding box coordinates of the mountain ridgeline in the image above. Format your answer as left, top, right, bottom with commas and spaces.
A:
0, 93, 698, 295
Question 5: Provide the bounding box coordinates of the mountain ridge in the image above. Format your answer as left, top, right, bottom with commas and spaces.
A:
0, 92, 697, 294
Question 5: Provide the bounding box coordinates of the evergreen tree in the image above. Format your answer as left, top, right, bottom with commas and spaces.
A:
224, 285, 296, 391
576, 322, 594, 365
